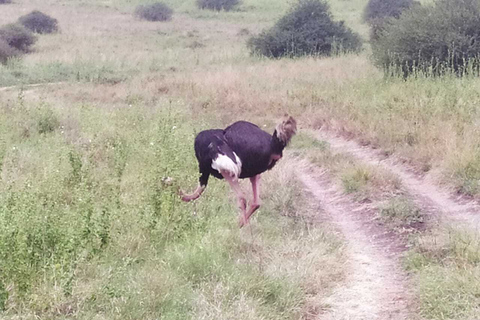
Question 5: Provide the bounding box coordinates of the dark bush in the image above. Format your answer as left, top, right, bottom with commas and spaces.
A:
365, 0, 420, 42
18, 10, 59, 34
363, 0, 417, 24
135, 2, 173, 21
0, 0, 13, 4
247, 0, 362, 58
197, 0, 240, 11
0, 39, 21, 64
372, 0, 480, 77
0, 23, 37, 52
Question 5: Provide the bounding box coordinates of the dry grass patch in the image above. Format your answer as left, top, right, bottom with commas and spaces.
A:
379, 196, 423, 229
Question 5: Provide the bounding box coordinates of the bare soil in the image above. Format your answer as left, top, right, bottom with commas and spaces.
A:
296, 160, 410, 320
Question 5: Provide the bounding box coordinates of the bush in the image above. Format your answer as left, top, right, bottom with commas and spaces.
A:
0, 39, 20, 64
247, 0, 362, 58
363, 0, 417, 24
135, 2, 173, 21
18, 10, 59, 34
0, 0, 12, 4
365, 0, 420, 42
196, 0, 240, 11
0, 23, 37, 52
372, 0, 480, 77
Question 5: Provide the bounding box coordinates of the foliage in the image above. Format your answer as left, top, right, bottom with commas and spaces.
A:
196, 0, 240, 11
363, 0, 417, 24
36, 106, 60, 134
0, 38, 20, 64
372, 0, 480, 77
0, 0, 12, 4
364, 0, 419, 42
134, 2, 173, 21
18, 10, 59, 34
247, 0, 362, 58
0, 23, 37, 52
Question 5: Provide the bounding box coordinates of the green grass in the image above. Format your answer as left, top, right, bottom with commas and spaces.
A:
290, 132, 329, 151
405, 227, 480, 320
0, 89, 344, 319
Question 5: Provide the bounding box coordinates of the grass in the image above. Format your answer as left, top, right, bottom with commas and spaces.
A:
379, 196, 423, 229
405, 227, 480, 320
292, 132, 402, 202
0, 86, 344, 318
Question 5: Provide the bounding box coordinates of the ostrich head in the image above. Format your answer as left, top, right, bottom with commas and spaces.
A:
275, 115, 297, 146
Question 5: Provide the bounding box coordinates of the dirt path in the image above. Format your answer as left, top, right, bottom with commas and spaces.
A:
312, 130, 480, 230
296, 161, 409, 320
0, 82, 66, 92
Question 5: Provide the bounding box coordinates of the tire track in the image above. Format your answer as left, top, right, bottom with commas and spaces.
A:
296, 160, 409, 320
312, 130, 480, 230
0, 81, 66, 92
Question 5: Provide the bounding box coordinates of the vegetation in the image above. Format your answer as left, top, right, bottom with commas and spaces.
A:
380, 196, 423, 228
363, 0, 417, 24
248, 0, 362, 58
18, 10, 59, 34
134, 2, 173, 21
196, 0, 241, 11
0, 90, 343, 318
0, 0, 12, 4
406, 227, 480, 319
364, 0, 419, 41
0, 39, 20, 64
372, 0, 480, 76
0, 23, 36, 52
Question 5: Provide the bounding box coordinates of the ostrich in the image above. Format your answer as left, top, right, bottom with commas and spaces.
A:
180, 115, 297, 227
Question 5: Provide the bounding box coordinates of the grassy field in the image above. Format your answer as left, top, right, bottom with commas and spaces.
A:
0, 86, 345, 319
2, 0, 480, 318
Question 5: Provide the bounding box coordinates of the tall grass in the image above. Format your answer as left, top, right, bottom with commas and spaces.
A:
0, 91, 344, 318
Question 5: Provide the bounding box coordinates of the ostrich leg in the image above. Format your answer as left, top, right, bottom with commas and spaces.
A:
239, 174, 261, 228
221, 171, 247, 225
180, 185, 205, 202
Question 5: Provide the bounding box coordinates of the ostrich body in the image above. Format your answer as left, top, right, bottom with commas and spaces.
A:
181, 116, 297, 227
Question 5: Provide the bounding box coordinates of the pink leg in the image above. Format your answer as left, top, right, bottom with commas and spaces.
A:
180, 184, 206, 202
221, 171, 247, 224
239, 175, 261, 228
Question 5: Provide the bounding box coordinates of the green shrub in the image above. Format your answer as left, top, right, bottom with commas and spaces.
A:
37, 108, 60, 134
364, 0, 417, 24
364, 0, 420, 42
196, 0, 240, 11
18, 10, 59, 34
247, 0, 362, 58
134, 2, 173, 21
0, 23, 37, 52
0, 38, 20, 64
372, 0, 480, 77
